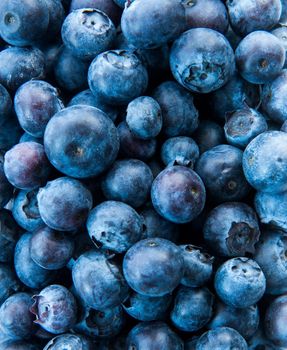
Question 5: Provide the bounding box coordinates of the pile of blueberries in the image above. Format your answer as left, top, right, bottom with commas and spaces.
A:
2, 0, 287, 349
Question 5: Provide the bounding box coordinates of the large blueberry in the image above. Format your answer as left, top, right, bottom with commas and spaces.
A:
214, 257, 266, 308
62, 9, 116, 61
170, 28, 235, 93
0, 153, 13, 209
14, 80, 64, 138
0, 263, 22, 306
87, 200, 144, 253
235, 31, 285, 84
192, 120, 225, 154
88, 50, 148, 105
242, 131, 287, 193
123, 238, 184, 297
31, 285, 77, 334
101, 159, 153, 208
126, 321, 184, 350
44, 105, 119, 178
43, 334, 93, 350
151, 166, 206, 224
203, 202, 260, 257
37, 177, 93, 231
14, 233, 56, 289
4, 142, 51, 190
12, 189, 44, 232
171, 286, 214, 332
121, 0, 185, 49
72, 250, 129, 310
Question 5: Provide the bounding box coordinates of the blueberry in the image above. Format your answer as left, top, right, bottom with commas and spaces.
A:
117, 121, 157, 161
226, 0, 282, 37
0, 0, 49, 46
242, 131, 287, 193
14, 233, 56, 289
0, 340, 40, 350
248, 327, 278, 350
0, 292, 34, 340
235, 31, 285, 84
126, 321, 184, 350
31, 285, 77, 334
224, 107, 268, 149
0, 153, 13, 209
161, 136, 199, 168
68, 89, 118, 122
272, 27, 287, 67
0, 263, 22, 306
265, 294, 287, 347
196, 327, 248, 350
121, 0, 185, 49
14, 80, 64, 138
192, 120, 225, 154
0, 83, 12, 126
54, 47, 89, 92
88, 50, 148, 105
70, 0, 122, 26
87, 200, 144, 253
72, 250, 129, 310
254, 229, 287, 295
151, 166, 206, 224
185, 0, 229, 34
43, 334, 93, 350
101, 159, 153, 208
140, 207, 179, 242
44, 0, 65, 40
171, 286, 214, 332
170, 28, 235, 93
0, 209, 22, 263
37, 177, 93, 231
180, 245, 213, 288
122, 291, 172, 322
126, 96, 162, 140
196, 144, 250, 203
30, 227, 74, 270
214, 257, 266, 308
4, 142, 51, 190
62, 9, 116, 61
262, 70, 287, 124
0, 47, 46, 91
123, 238, 184, 297
44, 105, 119, 178
208, 302, 259, 340
12, 189, 44, 232
203, 202, 260, 257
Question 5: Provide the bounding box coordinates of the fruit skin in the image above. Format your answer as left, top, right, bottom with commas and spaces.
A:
235, 31, 285, 85
37, 177, 93, 232
265, 294, 287, 347
248, 327, 278, 350
0, 292, 34, 340
121, 0, 186, 49
171, 286, 214, 332
226, 0, 282, 37
195, 144, 251, 203
123, 238, 184, 297
44, 105, 119, 178
126, 321, 184, 350
101, 159, 153, 208
208, 302, 259, 340
14, 80, 64, 138
192, 121, 225, 154
72, 250, 129, 310
0, 340, 40, 350
214, 257, 266, 308
0, 153, 13, 209
272, 27, 287, 67
195, 327, 248, 350
254, 229, 287, 295
170, 28, 235, 93
88, 50, 148, 105
14, 233, 56, 289
0, 0, 49, 46
87, 200, 144, 253
180, 245, 213, 288
151, 166, 206, 224
61, 9, 116, 61
0, 263, 22, 306
243, 131, 287, 193
43, 334, 93, 350
0, 84, 13, 126
203, 202, 260, 257
4, 142, 51, 191
31, 285, 77, 334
